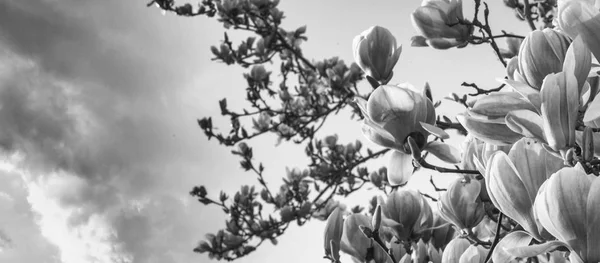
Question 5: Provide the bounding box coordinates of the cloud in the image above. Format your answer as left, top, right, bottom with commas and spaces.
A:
0, 1, 214, 262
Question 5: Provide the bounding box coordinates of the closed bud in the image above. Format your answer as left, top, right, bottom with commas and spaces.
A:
370, 171, 383, 188
280, 206, 294, 222
352, 26, 402, 84
249, 65, 270, 82
372, 205, 382, 231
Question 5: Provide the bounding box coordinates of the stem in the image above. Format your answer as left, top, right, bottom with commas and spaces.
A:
523, 0, 537, 31
484, 213, 504, 263
419, 159, 483, 179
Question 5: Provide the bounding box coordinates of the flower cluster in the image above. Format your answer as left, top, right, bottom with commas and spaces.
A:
324, 0, 600, 262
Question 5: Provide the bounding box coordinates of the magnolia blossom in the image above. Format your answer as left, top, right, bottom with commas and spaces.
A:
494, 36, 591, 155
534, 166, 600, 262
512, 29, 571, 90
411, 0, 471, 49
353, 26, 402, 84
355, 84, 435, 185
486, 138, 565, 241
439, 178, 485, 231
381, 189, 425, 241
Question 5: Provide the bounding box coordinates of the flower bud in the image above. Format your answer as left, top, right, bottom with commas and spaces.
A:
280, 205, 294, 222
372, 205, 382, 231
517, 29, 571, 90
439, 178, 485, 230
352, 26, 402, 84
411, 0, 472, 49
369, 171, 383, 188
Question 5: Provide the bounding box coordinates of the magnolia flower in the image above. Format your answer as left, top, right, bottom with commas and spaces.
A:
533, 165, 600, 263
513, 29, 571, 90
340, 214, 393, 263
486, 138, 565, 241
439, 178, 486, 231
381, 189, 425, 241
355, 84, 436, 185
353, 26, 402, 84
501, 36, 591, 154
411, 0, 471, 49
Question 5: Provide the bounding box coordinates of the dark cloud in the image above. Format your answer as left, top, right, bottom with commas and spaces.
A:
0, 0, 215, 262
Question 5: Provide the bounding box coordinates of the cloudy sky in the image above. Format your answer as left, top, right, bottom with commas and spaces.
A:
0, 1, 525, 263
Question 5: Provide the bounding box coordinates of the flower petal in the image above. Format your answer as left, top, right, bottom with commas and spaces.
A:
505, 109, 546, 142
425, 141, 461, 164
457, 113, 522, 145
388, 151, 414, 186
562, 35, 592, 93
586, 176, 600, 262
420, 122, 449, 139
492, 231, 534, 263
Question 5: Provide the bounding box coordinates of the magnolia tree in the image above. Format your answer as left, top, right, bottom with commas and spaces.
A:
151, 0, 600, 262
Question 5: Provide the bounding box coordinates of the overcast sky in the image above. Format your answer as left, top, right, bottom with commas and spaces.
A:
0, 1, 525, 263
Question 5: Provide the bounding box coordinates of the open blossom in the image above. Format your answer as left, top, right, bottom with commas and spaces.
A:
486, 138, 565, 241
355, 83, 435, 185
534, 165, 600, 262
353, 26, 402, 84
411, 0, 471, 49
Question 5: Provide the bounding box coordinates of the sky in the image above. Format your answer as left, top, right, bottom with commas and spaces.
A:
0, 1, 527, 263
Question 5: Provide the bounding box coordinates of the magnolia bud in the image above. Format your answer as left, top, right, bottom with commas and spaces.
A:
369, 172, 383, 188
352, 26, 402, 84
372, 205, 382, 231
